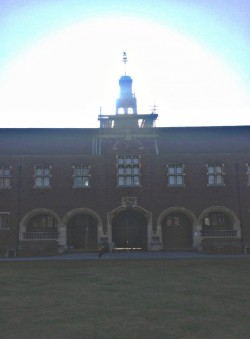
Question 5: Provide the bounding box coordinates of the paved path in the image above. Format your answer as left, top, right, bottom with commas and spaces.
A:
1, 251, 250, 261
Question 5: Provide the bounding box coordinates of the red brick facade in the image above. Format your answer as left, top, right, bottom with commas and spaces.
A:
0, 126, 250, 256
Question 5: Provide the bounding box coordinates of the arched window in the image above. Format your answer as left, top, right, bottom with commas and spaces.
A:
118, 108, 124, 114
202, 212, 232, 230
27, 214, 57, 232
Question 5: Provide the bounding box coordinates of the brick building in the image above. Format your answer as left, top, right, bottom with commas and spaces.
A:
1, 70, 250, 256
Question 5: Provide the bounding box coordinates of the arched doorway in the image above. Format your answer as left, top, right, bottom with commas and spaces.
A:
162, 212, 193, 250
67, 213, 97, 250
112, 210, 147, 250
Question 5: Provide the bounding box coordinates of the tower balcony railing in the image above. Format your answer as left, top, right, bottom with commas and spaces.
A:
200, 230, 237, 238
22, 232, 59, 241
98, 113, 158, 128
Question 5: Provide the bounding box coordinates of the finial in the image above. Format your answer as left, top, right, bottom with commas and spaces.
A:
122, 51, 128, 64
122, 51, 127, 75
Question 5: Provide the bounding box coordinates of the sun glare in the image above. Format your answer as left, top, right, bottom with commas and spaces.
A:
0, 17, 249, 127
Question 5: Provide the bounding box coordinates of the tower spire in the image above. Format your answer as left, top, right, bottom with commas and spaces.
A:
98, 53, 158, 128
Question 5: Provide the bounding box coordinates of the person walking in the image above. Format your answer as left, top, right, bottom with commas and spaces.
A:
98, 243, 106, 258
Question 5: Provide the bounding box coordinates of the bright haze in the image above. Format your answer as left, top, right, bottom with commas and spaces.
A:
0, 0, 250, 128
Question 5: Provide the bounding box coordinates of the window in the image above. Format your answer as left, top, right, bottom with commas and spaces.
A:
167, 164, 185, 186
247, 164, 250, 185
117, 155, 141, 187
207, 164, 225, 185
0, 166, 11, 188
27, 214, 57, 232
73, 165, 90, 187
34, 165, 51, 188
166, 215, 180, 226
0, 213, 10, 229
203, 213, 226, 227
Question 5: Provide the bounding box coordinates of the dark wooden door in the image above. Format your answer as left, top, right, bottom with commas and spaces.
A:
112, 210, 147, 250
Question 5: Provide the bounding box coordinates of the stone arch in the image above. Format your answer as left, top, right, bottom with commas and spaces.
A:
19, 208, 62, 240
158, 206, 198, 250
62, 208, 102, 226
158, 206, 197, 227
110, 205, 151, 220
197, 206, 241, 237
63, 208, 103, 250
108, 205, 152, 251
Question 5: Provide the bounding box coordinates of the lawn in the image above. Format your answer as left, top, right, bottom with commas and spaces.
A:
1, 258, 250, 339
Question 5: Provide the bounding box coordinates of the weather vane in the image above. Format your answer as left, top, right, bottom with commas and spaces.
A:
122, 51, 127, 74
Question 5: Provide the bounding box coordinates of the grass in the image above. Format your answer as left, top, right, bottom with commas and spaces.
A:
1, 258, 250, 339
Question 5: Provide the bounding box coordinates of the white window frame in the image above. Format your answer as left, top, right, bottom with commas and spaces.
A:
207, 164, 225, 186
117, 155, 141, 187
167, 164, 185, 186
73, 165, 90, 188
34, 165, 52, 188
0, 166, 11, 189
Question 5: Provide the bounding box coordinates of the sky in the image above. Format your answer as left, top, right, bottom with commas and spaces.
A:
0, 0, 250, 128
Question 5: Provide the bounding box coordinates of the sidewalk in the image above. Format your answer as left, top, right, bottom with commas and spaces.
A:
0, 251, 249, 261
